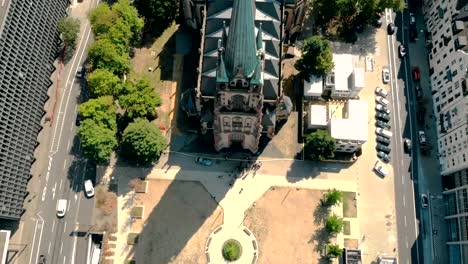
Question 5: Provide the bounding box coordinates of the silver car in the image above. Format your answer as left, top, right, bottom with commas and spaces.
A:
382, 67, 390, 84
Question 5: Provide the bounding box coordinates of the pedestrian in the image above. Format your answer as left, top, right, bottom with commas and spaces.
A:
239, 188, 243, 194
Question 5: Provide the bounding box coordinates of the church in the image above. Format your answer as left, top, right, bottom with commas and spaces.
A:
181, 0, 306, 153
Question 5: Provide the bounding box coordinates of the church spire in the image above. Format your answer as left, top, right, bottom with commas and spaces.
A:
224, 0, 257, 79
256, 22, 263, 51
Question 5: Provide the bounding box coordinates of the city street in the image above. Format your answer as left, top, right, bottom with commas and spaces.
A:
25, 0, 99, 263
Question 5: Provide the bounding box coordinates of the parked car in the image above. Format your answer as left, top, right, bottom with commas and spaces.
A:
195, 157, 213, 166
376, 96, 390, 106
76, 66, 84, 78
375, 87, 388, 97
38, 255, 46, 264
377, 151, 391, 163
377, 143, 391, 154
377, 135, 391, 145
387, 23, 396, 35
404, 138, 412, 153
419, 131, 427, 144
412, 67, 420, 81
409, 13, 416, 25
376, 112, 391, 122
84, 180, 95, 198
56, 199, 67, 218
398, 45, 406, 58
374, 15, 383, 27
382, 67, 391, 84
376, 127, 393, 138
374, 161, 389, 177
376, 120, 391, 129
75, 115, 81, 126
416, 88, 423, 100
376, 104, 391, 115
421, 194, 429, 208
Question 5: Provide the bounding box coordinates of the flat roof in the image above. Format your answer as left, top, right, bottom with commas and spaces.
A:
332, 54, 354, 91
0, 230, 10, 264
329, 100, 368, 142
308, 104, 328, 127
353, 68, 365, 88
304, 75, 323, 96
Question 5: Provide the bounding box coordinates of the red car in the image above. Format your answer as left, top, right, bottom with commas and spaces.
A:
412, 67, 420, 81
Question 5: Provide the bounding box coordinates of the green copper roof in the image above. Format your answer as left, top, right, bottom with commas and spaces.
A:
224, 0, 257, 78
250, 56, 263, 86
256, 22, 263, 51
217, 49, 229, 83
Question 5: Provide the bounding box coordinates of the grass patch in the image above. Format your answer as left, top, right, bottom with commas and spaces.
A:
127, 233, 140, 245
343, 220, 351, 235
131, 206, 144, 219
342, 192, 357, 218
222, 239, 242, 261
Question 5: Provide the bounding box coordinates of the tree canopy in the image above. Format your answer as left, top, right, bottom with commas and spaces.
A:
87, 69, 123, 98
326, 244, 344, 258
79, 96, 117, 131
323, 189, 343, 206
118, 80, 162, 119
88, 38, 131, 75
120, 118, 167, 165
325, 215, 344, 235
134, 0, 178, 29
304, 130, 336, 161
78, 119, 117, 164
295, 36, 334, 79
58, 17, 81, 48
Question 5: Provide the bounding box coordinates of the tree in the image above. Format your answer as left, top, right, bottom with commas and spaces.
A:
88, 38, 130, 75
134, 0, 178, 29
325, 215, 344, 235
78, 119, 117, 164
58, 17, 81, 48
120, 118, 167, 165
323, 189, 343, 206
87, 69, 123, 98
295, 36, 334, 79
118, 80, 162, 119
304, 130, 336, 161
79, 96, 117, 131
112, 0, 144, 45
326, 244, 344, 258
89, 3, 119, 38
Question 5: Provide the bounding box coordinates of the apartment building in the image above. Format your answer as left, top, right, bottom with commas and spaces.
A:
0, 0, 68, 220
423, 0, 468, 261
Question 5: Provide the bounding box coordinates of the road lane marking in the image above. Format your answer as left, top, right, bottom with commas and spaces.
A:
52, 220, 56, 232
60, 242, 63, 255
64, 222, 67, 233
403, 195, 406, 207
67, 138, 72, 151
41, 187, 47, 201
28, 216, 41, 264
59, 179, 63, 190
63, 159, 67, 170
47, 242, 51, 255
52, 183, 57, 199
404, 215, 407, 226
64, 256, 67, 264
401, 174, 404, 183
33, 213, 44, 264
71, 235, 78, 264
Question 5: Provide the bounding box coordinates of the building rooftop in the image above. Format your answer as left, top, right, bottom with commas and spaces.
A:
307, 104, 328, 128
0, 230, 10, 264
331, 54, 354, 91
329, 100, 368, 142
304, 75, 323, 97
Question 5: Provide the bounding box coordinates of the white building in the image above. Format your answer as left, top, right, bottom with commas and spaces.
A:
307, 100, 368, 153
329, 100, 368, 153
324, 54, 364, 99
423, 0, 468, 260
303, 75, 323, 99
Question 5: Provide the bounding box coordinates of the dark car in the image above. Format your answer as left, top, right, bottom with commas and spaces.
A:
38, 255, 46, 264
387, 23, 396, 35
377, 135, 391, 145
416, 88, 423, 100
398, 45, 406, 58
374, 15, 383, 28
421, 194, 429, 208
412, 67, 421, 81
376, 120, 391, 129
376, 112, 391, 122
404, 138, 412, 153
377, 151, 391, 163
75, 115, 81, 126
377, 143, 391, 154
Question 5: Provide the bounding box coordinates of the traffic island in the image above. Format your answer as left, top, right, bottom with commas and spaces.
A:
222, 239, 242, 261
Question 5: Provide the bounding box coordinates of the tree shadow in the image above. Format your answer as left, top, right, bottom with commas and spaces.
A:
309, 226, 331, 257
313, 203, 331, 225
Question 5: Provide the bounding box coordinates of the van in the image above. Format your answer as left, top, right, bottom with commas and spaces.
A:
56, 199, 67, 218
376, 127, 392, 138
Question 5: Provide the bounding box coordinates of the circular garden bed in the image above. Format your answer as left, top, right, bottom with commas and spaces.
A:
222, 239, 242, 261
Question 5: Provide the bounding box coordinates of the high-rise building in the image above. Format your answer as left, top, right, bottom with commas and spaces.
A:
423, 0, 468, 261
181, 0, 305, 153
0, 0, 68, 220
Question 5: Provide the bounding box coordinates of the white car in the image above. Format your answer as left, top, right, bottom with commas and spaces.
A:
419, 131, 427, 144
374, 161, 389, 177
56, 199, 67, 218
84, 180, 95, 198
195, 157, 213, 166
375, 87, 388, 97
376, 104, 391, 114
382, 67, 390, 84
376, 96, 390, 106
376, 127, 393, 138
409, 13, 416, 25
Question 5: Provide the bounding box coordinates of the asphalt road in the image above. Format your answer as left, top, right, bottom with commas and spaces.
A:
385, 9, 433, 264
27, 1, 98, 263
